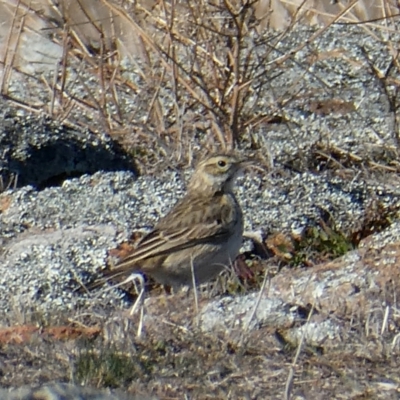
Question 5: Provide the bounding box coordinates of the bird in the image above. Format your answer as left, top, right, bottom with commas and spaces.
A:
86, 153, 253, 292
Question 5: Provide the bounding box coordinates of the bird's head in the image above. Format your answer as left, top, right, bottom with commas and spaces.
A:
188, 154, 253, 194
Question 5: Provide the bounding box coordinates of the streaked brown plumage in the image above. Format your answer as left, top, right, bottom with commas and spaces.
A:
89, 154, 251, 290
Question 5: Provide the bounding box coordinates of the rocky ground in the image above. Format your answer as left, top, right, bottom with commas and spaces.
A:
2, 9, 400, 400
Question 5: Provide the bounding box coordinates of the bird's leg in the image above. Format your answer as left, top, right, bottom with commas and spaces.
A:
126, 273, 145, 315
101, 272, 146, 337
124, 273, 146, 337
190, 257, 200, 328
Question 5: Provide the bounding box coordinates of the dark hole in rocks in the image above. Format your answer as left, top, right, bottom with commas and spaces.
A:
36, 171, 87, 189
4, 140, 137, 190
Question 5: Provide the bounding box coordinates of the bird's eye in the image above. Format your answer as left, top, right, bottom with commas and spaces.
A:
217, 160, 227, 168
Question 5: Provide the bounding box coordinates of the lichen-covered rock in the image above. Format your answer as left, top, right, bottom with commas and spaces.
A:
0, 382, 155, 400
0, 103, 137, 189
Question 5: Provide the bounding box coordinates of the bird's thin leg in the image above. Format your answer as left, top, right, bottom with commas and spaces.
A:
100, 272, 144, 295
128, 273, 145, 316
190, 257, 200, 324
123, 273, 146, 338
100, 272, 146, 336
136, 301, 145, 338
125, 273, 146, 337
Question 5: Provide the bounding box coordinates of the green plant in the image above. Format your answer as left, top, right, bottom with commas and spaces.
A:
74, 343, 147, 388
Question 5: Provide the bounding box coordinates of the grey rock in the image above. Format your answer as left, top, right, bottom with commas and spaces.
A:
0, 103, 137, 189
0, 160, 398, 314
200, 221, 400, 345
1, 21, 400, 318
0, 383, 156, 400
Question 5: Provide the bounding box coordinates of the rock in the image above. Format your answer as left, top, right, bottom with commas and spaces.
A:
0, 382, 156, 400
0, 104, 137, 189
198, 221, 400, 346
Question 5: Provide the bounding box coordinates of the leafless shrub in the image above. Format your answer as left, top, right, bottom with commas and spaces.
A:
127, 0, 358, 151
0, 174, 18, 194
2, 0, 400, 162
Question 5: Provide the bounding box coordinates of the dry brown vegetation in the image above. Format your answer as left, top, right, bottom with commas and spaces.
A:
1, 282, 400, 399
2, 0, 400, 399
1, 0, 400, 161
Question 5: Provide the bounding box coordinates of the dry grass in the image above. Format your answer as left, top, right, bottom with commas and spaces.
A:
0, 174, 18, 194
1, 0, 400, 165
1, 284, 400, 398
2, 1, 400, 398
0, 197, 399, 398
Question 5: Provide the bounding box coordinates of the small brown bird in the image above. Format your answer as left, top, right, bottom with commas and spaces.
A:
88, 154, 252, 290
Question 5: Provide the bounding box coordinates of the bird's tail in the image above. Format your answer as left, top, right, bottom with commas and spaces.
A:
76, 263, 140, 293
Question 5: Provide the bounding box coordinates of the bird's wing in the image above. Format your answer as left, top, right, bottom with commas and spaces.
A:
122, 222, 227, 262
115, 193, 236, 268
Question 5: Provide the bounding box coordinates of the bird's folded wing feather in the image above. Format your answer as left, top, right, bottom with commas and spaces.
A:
121, 223, 228, 263
111, 195, 236, 270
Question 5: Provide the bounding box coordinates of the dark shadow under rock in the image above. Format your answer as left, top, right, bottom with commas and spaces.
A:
0, 104, 138, 189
